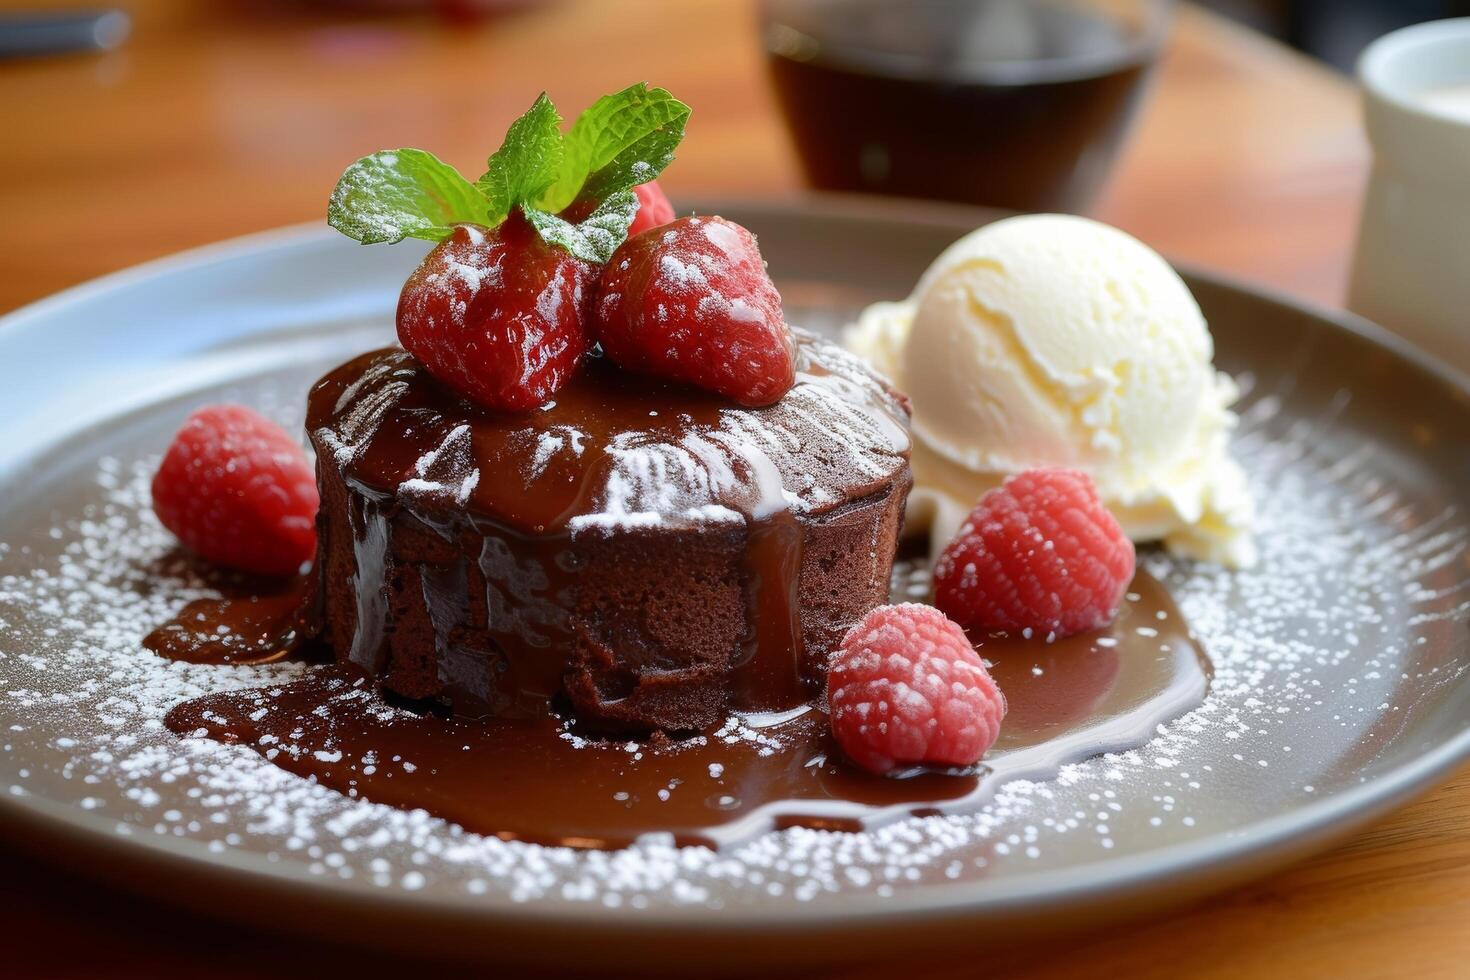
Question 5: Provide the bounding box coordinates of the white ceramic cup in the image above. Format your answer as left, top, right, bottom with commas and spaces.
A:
1349, 18, 1470, 369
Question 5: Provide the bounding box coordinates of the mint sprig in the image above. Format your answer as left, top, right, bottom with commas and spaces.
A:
475, 93, 564, 226
327, 149, 491, 245
539, 83, 691, 213
523, 190, 639, 264
327, 86, 689, 262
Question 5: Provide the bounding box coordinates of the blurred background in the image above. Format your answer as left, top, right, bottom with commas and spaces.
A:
0, 0, 1461, 314
1204, 0, 1470, 68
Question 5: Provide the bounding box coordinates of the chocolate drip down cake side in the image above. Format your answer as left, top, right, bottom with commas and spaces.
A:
307, 334, 912, 731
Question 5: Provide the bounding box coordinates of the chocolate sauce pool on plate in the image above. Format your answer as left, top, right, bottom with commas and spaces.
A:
162, 570, 1207, 849
143, 577, 314, 666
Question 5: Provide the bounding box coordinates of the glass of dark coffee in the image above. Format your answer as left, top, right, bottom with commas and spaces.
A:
762, 0, 1171, 213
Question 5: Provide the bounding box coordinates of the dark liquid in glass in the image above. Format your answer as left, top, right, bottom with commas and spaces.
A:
766, 1, 1156, 212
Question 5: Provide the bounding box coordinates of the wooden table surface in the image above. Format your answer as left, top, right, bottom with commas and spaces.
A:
2, 2, 1465, 977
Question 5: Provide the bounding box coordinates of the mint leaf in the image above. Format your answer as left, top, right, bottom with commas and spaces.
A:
475, 93, 564, 225
539, 84, 689, 212
523, 191, 639, 264
328, 149, 488, 244
326, 85, 687, 262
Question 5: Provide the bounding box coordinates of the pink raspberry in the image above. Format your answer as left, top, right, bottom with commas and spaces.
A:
934, 468, 1135, 639
827, 603, 1006, 775
626, 180, 675, 236
151, 405, 319, 576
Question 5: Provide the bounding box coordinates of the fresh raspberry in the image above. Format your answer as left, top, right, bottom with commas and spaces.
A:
626, 180, 675, 236
828, 603, 1005, 775
594, 215, 795, 407
934, 468, 1135, 639
150, 405, 319, 576
397, 212, 595, 413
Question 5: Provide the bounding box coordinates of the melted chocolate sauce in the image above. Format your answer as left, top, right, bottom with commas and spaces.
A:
163, 571, 1208, 849
308, 342, 906, 543
144, 577, 313, 666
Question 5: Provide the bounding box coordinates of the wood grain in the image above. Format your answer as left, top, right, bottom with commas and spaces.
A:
2, 2, 1464, 977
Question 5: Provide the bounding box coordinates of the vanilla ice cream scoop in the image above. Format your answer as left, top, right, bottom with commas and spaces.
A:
846, 214, 1255, 567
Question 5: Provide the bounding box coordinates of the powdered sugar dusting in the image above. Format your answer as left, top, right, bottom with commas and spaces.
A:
399, 423, 480, 508
312, 334, 908, 535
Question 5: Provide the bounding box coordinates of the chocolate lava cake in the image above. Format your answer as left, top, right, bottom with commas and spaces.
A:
306, 329, 911, 731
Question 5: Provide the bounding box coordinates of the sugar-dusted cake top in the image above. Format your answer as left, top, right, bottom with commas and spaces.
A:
307, 329, 909, 536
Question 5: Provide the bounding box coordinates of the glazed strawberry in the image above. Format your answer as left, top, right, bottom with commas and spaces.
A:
626, 180, 675, 236
151, 405, 319, 576
828, 603, 1006, 775
332, 88, 692, 407
595, 215, 795, 407
934, 468, 1135, 639
397, 212, 595, 413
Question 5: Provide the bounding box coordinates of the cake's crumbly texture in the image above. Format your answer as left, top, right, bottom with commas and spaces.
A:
315, 477, 905, 730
